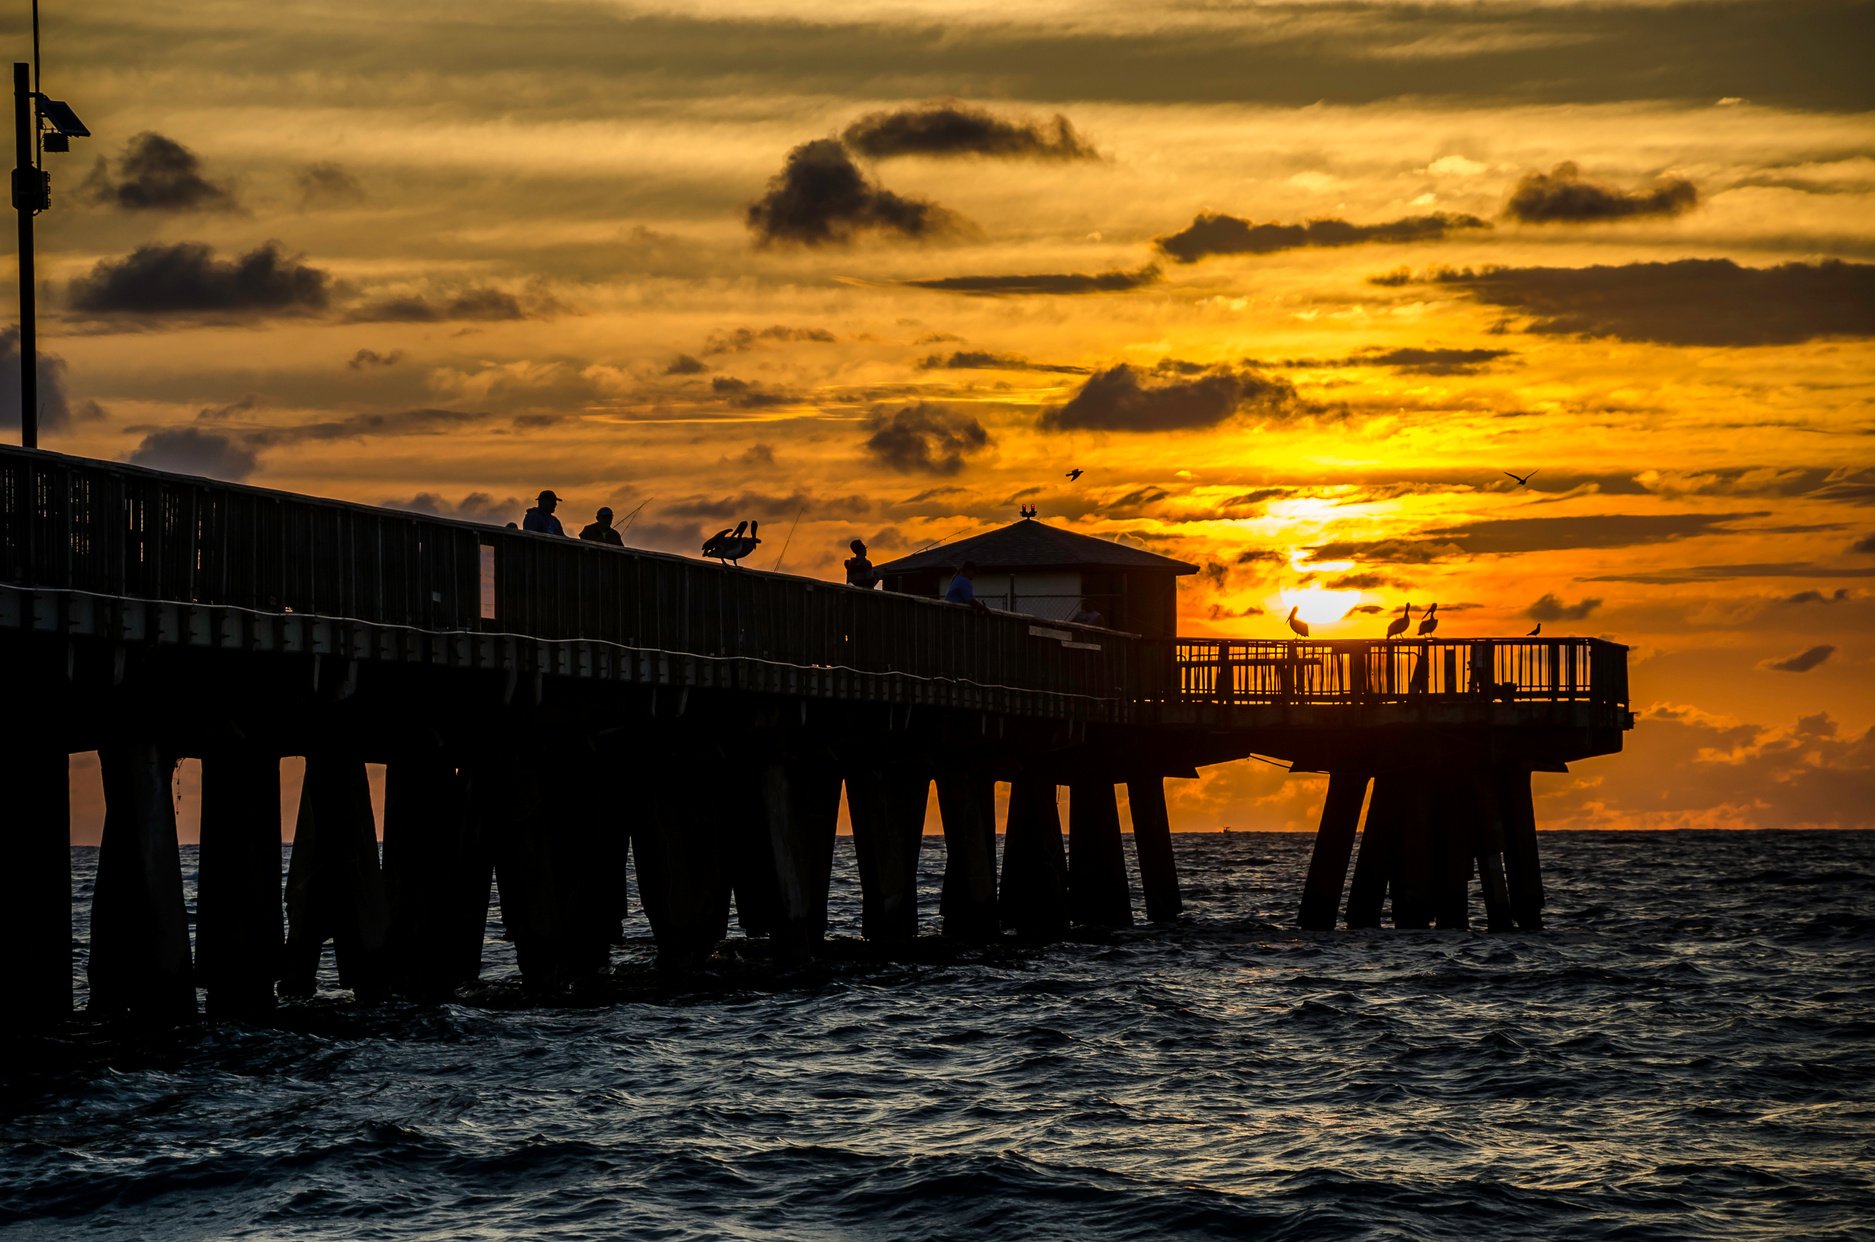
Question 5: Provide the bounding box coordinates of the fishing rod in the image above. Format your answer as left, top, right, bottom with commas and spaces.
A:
770, 506, 805, 573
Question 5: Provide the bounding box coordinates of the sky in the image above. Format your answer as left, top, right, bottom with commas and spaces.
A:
7, 0, 1873, 837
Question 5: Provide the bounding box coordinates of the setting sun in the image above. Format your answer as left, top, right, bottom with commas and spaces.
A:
1277, 586, 1365, 630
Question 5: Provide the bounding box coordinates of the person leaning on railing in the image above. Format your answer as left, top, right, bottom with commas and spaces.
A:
944, 562, 988, 612
522, 489, 566, 536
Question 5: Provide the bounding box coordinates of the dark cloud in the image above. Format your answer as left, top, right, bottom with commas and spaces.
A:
863, 402, 992, 474
1, 325, 103, 431
384, 491, 524, 527
1108, 485, 1171, 512
1223, 488, 1292, 510
703, 325, 837, 353
665, 353, 708, 375
1526, 593, 1603, 621
68, 242, 330, 317
1764, 645, 1836, 673
348, 348, 403, 370
345, 286, 530, 323
244, 407, 478, 446
1272, 346, 1515, 376
1040, 362, 1293, 433
1312, 512, 1765, 563
917, 350, 1089, 374
841, 101, 1098, 161
662, 490, 873, 521
1233, 548, 1289, 568
1506, 162, 1698, 224
126, 428, 260, 481
902, 266, 1160, 296
1322, 572, 1401, 590
1590, 562, 1875, 584
296, 162, 365, 209
1431, 259, 1875, 346
84, 132, 236, 212
1781, 588, 1852, 605
1855, 533, 1875, 555
710, 376, 795, 409
1155, 212, 1487, 263
747, 138, 959, 246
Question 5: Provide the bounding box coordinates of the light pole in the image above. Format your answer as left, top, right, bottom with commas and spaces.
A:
12, 0, 88, 450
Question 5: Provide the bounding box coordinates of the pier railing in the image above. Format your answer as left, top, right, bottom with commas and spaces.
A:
1155, 638, 1628, 709
0, 448, 1630, 719
0, 448, 1134, 717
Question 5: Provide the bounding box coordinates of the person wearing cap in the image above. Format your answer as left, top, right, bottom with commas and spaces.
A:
580, 506, 624, 547
522, 490, 566, 536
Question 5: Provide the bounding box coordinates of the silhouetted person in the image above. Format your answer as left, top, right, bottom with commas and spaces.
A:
523, 490, 565, 536
844, 538, 879, 588
944, 561, 986, 611
1068, 597, 1104, 627
579, 506, 623, 546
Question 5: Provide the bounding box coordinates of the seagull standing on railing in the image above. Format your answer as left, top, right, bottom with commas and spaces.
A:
1527, 622, 1541, 636
1287, 605, 1309, 638
1386, 603, 1411, 639
1417, 603, 1439, 636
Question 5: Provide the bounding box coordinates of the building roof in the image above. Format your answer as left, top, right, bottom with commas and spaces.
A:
874, 519, 1198, 576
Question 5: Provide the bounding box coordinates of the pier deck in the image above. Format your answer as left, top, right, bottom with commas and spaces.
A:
1, 447, 1633, 1020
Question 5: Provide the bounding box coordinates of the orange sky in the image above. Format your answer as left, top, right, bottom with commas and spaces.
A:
9, 0, 1872, 837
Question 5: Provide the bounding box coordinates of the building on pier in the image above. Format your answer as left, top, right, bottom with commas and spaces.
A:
0, 447, 1632, 1024
872, 516, 1195, 636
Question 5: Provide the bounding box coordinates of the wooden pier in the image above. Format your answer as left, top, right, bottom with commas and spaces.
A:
0, 447, 1632, 1022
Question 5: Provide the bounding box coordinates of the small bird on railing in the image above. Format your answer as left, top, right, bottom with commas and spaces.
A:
1385, 602, 1412, 639
1417, 602, 1439, 636
1504, 468, 1539, 487
1527, 622, 1541, 636
1287, 605, 1309, 638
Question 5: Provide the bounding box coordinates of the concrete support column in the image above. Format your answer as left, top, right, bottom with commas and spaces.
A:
1346, 773, 1400, 929
383, 754, 488, 998
1127, 777, 1183, 924
729, 761, 784, 939
196, 750, 282, 1015
7, 745, 71, 1025
282, 753, 390, 1000
1298, 770, 1368, 931
846, 764, 927, 943
1432, 779, 1474, 931
91, 742, 195, 1022
935, 766, 998, 941
487, 747, 615, 989
1388, 773, 1436, 929
1068, 780, 1132, 929
633, 763, 733, 973
1465, 770, 1515, 932
1497, 767, 1545, 930
999, 777, 1067, 939
760, 759, 844, 952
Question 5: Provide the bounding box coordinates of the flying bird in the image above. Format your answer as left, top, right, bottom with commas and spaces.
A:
1385, 603, 1412, 639
1286, 605, 1309, 638
1527, 622, 1541, 636
1065, 468, 1084, 481
1416, 603, 1439, 636
1504, 469, 1539, 487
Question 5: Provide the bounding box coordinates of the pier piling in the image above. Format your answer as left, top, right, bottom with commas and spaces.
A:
1497, 768, 1545, 930
282, 754, 390, 1000
10, 745, 71, 1024
847, 764, 928, 943
196, 749, 283, 1015
383, 754, 488, 998
91, 742, 195, 1022
1345, 774, 1399, 929
935, 766, 1000, 941
1068, 781, 1132, 929
761, 759, 844, 952
999, 776, 1068, 938
633, 768, 733, 972
1127, 777, 1183, 924
1299, 770, 1369, 931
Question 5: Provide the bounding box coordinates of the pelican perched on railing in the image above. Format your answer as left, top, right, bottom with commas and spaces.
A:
1385, 603, 1412, 639
1287, 605, 1309, 638
1416, 603, 1439, 636
702, 520, 761, 565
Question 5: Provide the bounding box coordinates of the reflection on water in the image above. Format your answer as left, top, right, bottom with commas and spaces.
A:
3, 831, 1872, 1241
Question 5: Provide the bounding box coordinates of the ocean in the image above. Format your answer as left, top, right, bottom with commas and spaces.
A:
3, 831, 1871, 1240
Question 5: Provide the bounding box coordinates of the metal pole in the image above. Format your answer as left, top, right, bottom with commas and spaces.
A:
13, 61, 37, 449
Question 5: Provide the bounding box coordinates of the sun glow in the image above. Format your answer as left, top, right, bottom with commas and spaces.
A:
1277, 586, 1364, 629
